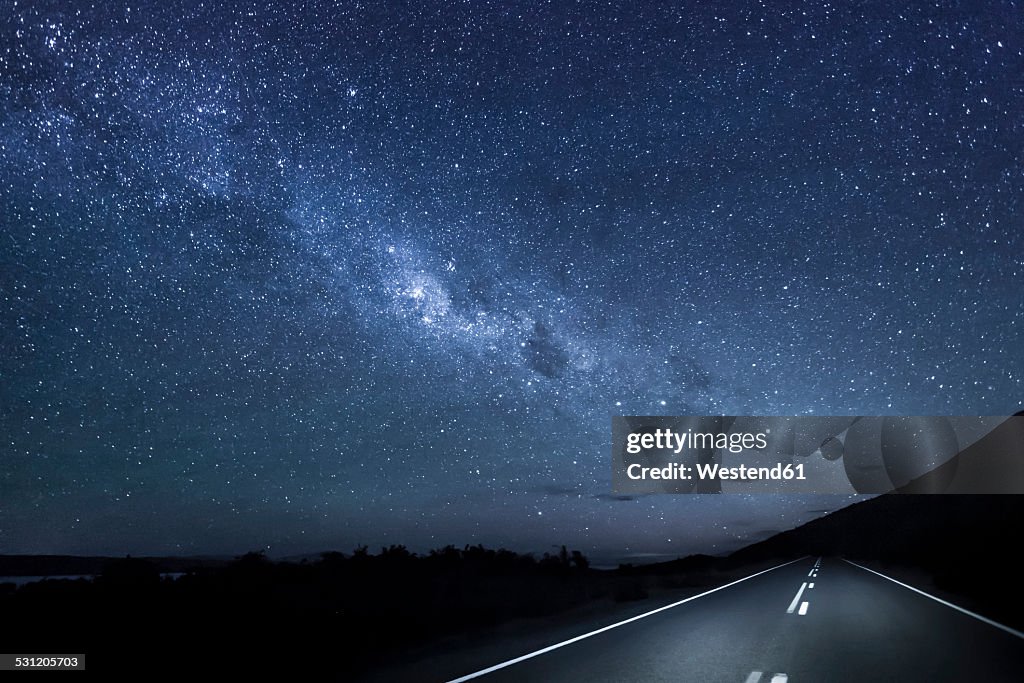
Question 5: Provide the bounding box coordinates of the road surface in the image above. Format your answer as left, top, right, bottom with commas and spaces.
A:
447, 557, 1024, 682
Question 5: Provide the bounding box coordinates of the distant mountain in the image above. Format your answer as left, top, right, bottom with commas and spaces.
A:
727, 494, 1024, 565
0, 554, 227, 577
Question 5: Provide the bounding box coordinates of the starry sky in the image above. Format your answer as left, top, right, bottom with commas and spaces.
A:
1, 1, 1022, 564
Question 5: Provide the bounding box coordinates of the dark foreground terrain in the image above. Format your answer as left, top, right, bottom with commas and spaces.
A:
2, 495, 1022, 678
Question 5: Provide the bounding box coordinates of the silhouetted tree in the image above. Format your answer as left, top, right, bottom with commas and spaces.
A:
234, 551, 269, 567
571, 550, 589, 571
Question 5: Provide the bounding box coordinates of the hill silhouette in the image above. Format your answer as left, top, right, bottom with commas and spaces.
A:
728, 495, 1024, 566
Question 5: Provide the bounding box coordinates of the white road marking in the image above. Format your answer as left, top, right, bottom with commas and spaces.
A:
807, 570, 815, 576
744, 671, 763, 683
844, 559, 1024, 640
786, 582, 808, 613
799, 601, 809, 615
808, 582, 814, 588
771, 675, 789, 683
445, 557, 808, 682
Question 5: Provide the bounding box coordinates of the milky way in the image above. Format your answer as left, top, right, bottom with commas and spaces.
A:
2, 1, 1022, 563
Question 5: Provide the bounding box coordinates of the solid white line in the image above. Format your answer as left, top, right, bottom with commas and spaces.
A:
445, 557, 808, 682
771, 675, 788, 683
744, 672, 763, 683
808, 582, 814, 589
786, 582, 808, 613
798, 601, 809, 615
844, 559, 1024, 640
807, 570, 814, 576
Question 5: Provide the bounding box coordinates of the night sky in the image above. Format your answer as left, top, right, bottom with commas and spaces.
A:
2, 1, 1022, 564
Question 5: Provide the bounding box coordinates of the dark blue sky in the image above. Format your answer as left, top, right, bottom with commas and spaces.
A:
2, 1, 1021, 563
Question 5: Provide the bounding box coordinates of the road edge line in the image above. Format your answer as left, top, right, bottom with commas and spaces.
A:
446, 556, 808, 682
843, 558, 1024, 640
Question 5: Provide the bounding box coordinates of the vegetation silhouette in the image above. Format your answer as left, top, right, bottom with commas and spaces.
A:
0, 543, 660, 677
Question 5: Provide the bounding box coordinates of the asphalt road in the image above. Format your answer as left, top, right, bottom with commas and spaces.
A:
447, 557, 1024, 682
